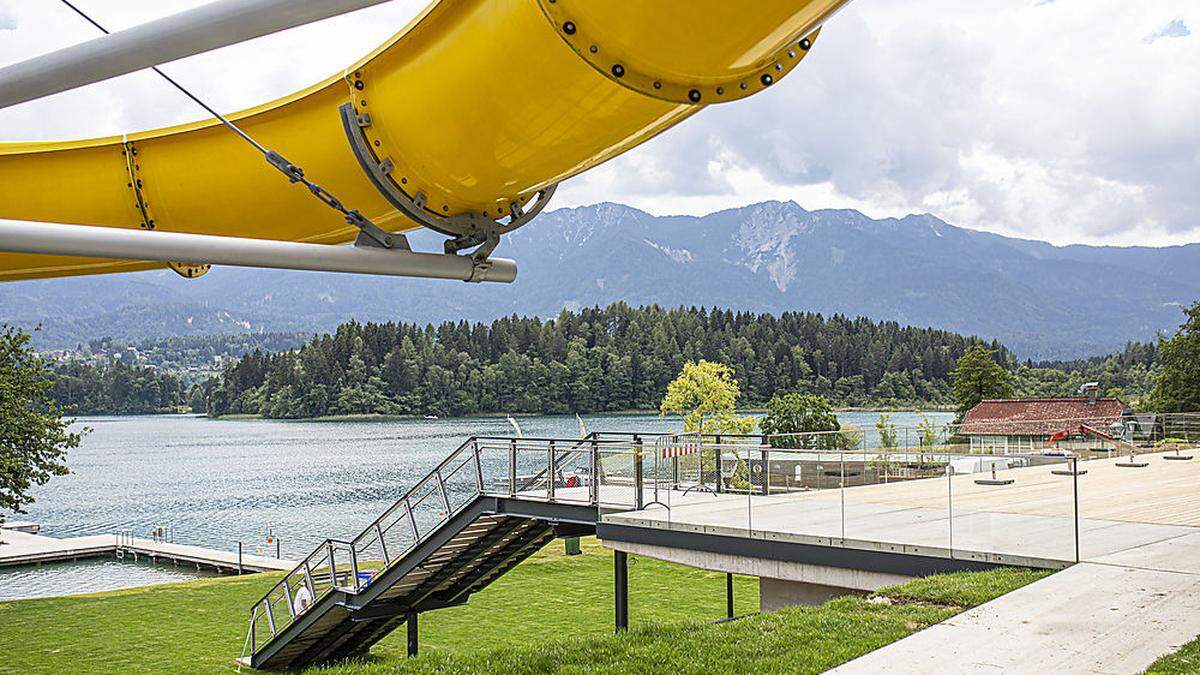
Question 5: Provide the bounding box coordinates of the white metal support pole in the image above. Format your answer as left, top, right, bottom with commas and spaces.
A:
0, 0, 392, 110
0, 221, 517, 283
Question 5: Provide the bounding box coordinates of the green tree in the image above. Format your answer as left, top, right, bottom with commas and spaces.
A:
659, 360, 755, 435
1149, 302, 1200, 413
951, 346, 1013, 420
876, 413, 898, 449
1, 326, 82, 524
760, 393, 841, 449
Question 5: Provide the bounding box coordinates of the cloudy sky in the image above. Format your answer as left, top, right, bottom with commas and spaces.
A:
0, 0, 1196, 247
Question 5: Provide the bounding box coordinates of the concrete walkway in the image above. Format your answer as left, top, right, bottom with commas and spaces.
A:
831, 530, 1200, 674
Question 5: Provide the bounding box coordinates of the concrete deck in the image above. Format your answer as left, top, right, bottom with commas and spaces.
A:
0, 529, 295, 573
602, 450, 1200, 568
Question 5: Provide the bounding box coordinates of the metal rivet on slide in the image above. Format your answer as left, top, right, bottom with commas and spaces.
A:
716, 87, 724, 95
761, 74, 774, 86
589, 44, 598, 54
653, 81, 662, 90
611, 64, 625, 77
800, 38, 812, 51
562, 21, 576, 35
688, 89, 702, 103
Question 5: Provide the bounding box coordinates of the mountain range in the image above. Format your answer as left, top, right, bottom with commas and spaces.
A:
2, 201, 1197, 359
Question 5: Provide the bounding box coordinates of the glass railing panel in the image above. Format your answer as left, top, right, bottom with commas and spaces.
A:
596, 446, 637, 510
407, 479, 448, 539
513, 444, 551, 499
441, 448, 481, 514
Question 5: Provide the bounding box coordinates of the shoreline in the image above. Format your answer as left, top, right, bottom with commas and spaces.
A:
133, 406, 956, 422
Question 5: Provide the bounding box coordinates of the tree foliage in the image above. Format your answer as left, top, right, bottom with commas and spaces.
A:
876, 413, 899, 449
1, 326, 81, 524
760, 393, 841, 449
1149, 302, 1200, 413
201, 304, 1002, 419
660, 360, 755, 435
951, 346, 1014, 420
50, 362, 186, 415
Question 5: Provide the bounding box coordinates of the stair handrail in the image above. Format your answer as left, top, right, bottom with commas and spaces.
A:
247, 433, 622, 657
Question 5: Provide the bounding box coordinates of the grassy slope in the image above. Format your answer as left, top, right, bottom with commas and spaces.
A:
1145, 635, 1200, 674
0, 539, 1046, 675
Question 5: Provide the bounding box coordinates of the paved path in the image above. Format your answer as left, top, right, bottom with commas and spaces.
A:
832, 530, 1200, 674
0, 529, 294, 573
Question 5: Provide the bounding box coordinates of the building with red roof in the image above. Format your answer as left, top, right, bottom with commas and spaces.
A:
960, 396, 1129, 453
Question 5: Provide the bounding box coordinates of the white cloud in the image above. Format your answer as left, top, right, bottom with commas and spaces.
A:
0, 5, 15, 31
0, 0, 1197, 247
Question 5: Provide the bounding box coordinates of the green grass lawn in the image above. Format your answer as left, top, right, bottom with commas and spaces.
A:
0, 538, 1047, 674
1145, 634, 1200, 674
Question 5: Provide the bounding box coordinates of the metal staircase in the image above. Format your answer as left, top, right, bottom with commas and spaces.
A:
242, 435, 641, 670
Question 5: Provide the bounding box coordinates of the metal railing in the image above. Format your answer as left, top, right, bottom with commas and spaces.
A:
246, 434, 644, 655
247, 413, 1200, 655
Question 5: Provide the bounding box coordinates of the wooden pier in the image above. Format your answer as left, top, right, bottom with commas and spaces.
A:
0, 529, 295, 574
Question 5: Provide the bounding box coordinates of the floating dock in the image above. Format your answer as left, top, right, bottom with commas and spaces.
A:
0, 529, 294, 574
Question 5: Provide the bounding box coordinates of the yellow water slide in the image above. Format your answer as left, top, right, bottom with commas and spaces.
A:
0, 0, 847, 281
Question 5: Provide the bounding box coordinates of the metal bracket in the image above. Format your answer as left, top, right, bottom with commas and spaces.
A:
338, 102, 557, 262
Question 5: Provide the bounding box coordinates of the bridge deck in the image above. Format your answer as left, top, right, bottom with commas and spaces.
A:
602, 450, 1200, 568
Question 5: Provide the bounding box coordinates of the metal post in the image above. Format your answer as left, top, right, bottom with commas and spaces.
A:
726, 572, 734, 619
633, 436, 644, 510
714, 434, 723, 493
265, 598, 277, 636
349, 546, 361, 591
472, 440, 484, 493
376, 523, 391, 565
548, 440, 557, 502
763, 448, 771, 496
276, 537, 281, 559
282, 579, 296, 620
436, 471, 452, 515
614, 550, 629, 632
509, 440, 518, 496
238, 541, 244, 575
1073, 457, 1080, 563
303, 561, 317, 599
947, 464, 954, 557
406, 612, 419, 657
590, 438, 600, 505
405, 500, 419, 539
327, 542, 338, 588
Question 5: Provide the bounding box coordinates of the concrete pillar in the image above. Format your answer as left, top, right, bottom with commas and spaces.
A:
759, 577, 861, 612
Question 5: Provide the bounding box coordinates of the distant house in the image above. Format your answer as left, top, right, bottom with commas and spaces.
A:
960, 396, 1129, 453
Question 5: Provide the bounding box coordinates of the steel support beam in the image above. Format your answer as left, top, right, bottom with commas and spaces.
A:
614, 550, 629, 632
0, 0, 392, 110
726, 572, 734, 620
406, 612, 418, 657
0, 220, 516, 283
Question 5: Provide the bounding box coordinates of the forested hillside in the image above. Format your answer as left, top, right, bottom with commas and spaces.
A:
197, 304, 1008, 418
51, 362, 187, 415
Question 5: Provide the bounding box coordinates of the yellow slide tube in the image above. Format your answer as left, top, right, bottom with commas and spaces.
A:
0, 0, 847, 281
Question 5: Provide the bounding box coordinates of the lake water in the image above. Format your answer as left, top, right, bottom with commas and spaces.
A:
1, 410, 950, 599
